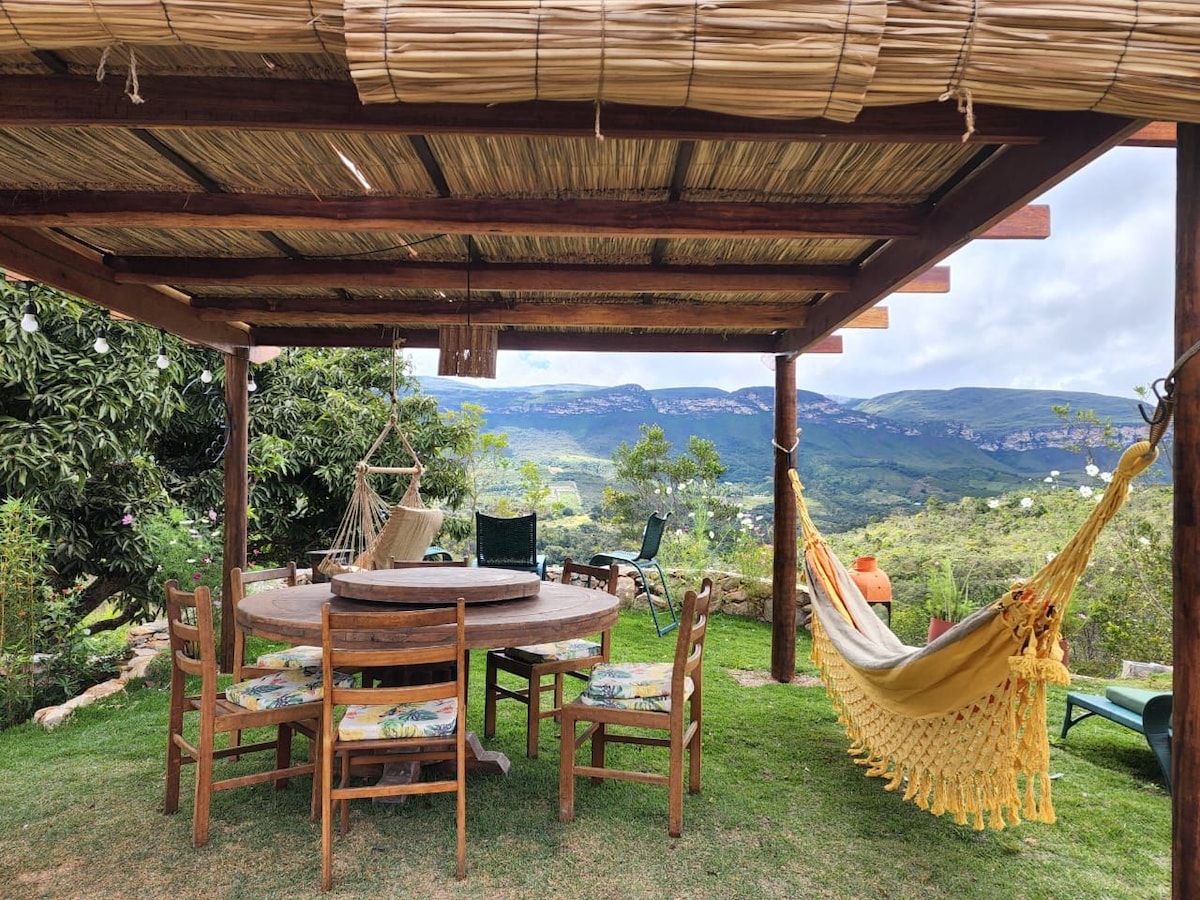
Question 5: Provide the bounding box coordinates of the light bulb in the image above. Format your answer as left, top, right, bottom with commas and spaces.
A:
93, 328, 109, 354
19, 301, 38, 334
156, 344, 170, 369
247, 375, 257, 392
199, 368, 213, 384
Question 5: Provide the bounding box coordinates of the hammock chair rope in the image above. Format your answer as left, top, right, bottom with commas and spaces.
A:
319, 341, 441, 576
793, 430, 1163, 830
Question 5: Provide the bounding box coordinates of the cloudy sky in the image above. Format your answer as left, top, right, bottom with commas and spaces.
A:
408, 144, 1176, 401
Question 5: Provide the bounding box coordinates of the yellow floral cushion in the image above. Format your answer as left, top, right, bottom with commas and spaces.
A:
506, 639, 602, 664
338, 697, 458, 741
578, 681, 692, 712
582, 662, 677, 699
226, 669, 353, 711
255, 645, 323, 669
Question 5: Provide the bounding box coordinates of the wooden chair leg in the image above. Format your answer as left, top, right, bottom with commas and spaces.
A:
483, 655, 499, 739
527, 670, 542, 759
321, 739, 334, 891
164, 735, 182, 815
689, 725, 702, 794
668, 727, 685, 838
339, 751, 351, 835
192, 736, 214, 848
552, 674, 565, 720
590, 722, 606, 784
559, 708, 576, 823
276, 724, 293, 790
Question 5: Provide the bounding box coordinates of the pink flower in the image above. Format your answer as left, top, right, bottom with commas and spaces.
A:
202, 556, 212, 565
121, 513, 134, 525
207, 508, 218, 522
191, 572, 203, 582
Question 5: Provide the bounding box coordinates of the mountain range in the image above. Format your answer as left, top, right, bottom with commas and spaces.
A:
417, 378, 1167, 530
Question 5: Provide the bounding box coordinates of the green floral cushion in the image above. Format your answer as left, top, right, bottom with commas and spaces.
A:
255, 645, 323, 669
583, 662, 677, 699
338, 697, 459, 741
506, 639, 602, 664
226, 669, 353, 711
578, 680, 693, 712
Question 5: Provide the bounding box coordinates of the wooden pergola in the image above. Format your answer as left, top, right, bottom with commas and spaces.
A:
0, 13, 1195, 894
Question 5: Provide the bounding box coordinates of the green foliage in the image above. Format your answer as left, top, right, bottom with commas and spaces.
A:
156, 347, 475, 562
924, 559, 974, 623
142, 508, 224, 598
442, 402, 510, 527
517, 460, 551, 515
603, 424, 728, 536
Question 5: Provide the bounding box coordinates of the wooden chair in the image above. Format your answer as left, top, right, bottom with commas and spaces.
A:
320, 601, 468, 890
559, 578, 713, 837
484, 559, 619, 758
163, 580, 324, 847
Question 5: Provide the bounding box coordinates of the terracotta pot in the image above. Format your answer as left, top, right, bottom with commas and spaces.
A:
927, 617, 955, 642
849, 556, 892, 603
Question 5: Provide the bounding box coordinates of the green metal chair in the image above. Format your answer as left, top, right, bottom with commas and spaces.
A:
590, 511, 678, 636
475, 512, 548, 579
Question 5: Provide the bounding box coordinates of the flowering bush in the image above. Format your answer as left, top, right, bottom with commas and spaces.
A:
142, 507, 224, 598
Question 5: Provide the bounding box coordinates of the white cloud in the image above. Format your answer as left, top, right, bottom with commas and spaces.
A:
410, 145, 1176, 400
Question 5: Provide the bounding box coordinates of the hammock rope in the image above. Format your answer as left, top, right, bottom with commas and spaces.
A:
793, 436, 1162, 829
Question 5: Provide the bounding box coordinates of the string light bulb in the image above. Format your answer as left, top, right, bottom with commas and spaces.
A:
155, 344, 170, 369
199, 368, 213, 384
247, 374, 257, 392
93, 326, 109, 354
19, 300, 38, 334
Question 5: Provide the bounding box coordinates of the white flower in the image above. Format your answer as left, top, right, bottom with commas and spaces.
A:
186, 558, 196, 564
1043, 476, 1054, 484
654, 488, 660, 495
1046, 551, 1057, 562
1100, 471, 1113, 483
987, 499, 1001, 509
180, 518, 194, 525
1140, 536, 1151, 546
1020, 497, 1033, 508
674, 528, 684, 536
1079, 486, 1094, 499
1085, 464, 1100, 477
665, 487, 672, 495
1050, 470, 1060, 477
707, 531, 715, 539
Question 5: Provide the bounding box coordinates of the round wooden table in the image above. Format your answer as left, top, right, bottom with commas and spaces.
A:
236, 574, 618, 651
236, 569, 620, 776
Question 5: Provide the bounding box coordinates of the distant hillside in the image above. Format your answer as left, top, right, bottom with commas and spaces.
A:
417, 378, 1167, 530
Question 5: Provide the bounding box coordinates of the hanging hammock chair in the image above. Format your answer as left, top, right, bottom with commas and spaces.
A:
318, 355, 443, 578
791, 433, 1163, 830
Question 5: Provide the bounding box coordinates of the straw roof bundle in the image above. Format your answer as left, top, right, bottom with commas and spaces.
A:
0, 0, 343, 54
869, 0, 1200, 123
345, 0, 888, 121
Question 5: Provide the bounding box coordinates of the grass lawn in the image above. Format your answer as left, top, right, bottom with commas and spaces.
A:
0, 608, 1171, 899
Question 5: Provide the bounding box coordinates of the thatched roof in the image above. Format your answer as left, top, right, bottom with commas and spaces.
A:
0, 2, 1180, 360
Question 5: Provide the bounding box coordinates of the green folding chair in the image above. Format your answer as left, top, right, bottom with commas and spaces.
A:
590, 511, 678, 636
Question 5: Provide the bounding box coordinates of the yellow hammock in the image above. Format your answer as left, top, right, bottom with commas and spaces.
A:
791, 440, 1160, 830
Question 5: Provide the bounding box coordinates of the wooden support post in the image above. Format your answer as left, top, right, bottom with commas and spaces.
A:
1174, 122, 1200, 900
771, 354, 799, 682
220, 348, 249, 673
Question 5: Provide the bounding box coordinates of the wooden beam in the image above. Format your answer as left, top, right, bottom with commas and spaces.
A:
0, 76, 1056, 144
1173, 121, 1200, 900
220, 348, 249, 674
249, 327, 843, 354
978, 204, 1050, 239
0, 228, 245, 351
198, 298, 812, 329
113, 258, 852, 293
770, 353, 798, 682
898, 265, 950, 293
0, 192, 923, 239
775, 113, 1148, 353
1127, 122, 1177, 148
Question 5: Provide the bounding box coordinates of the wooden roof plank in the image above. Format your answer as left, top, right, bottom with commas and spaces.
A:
0, 76, 1054, 144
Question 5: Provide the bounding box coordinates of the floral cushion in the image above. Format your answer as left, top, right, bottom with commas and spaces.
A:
506, 639, 602, 664
578, 680, 693, 713
338, 698, 458, 741
255, 645, 323, 669
225, 669, 353, 711
582, 662, 678, 699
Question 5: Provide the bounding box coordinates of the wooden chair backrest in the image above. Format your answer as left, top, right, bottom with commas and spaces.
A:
165, 580, 218, 701
229, 564, 300, 678
561, 558, 619, 657
670, 578, 713, 716
321, 600, 467, 719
